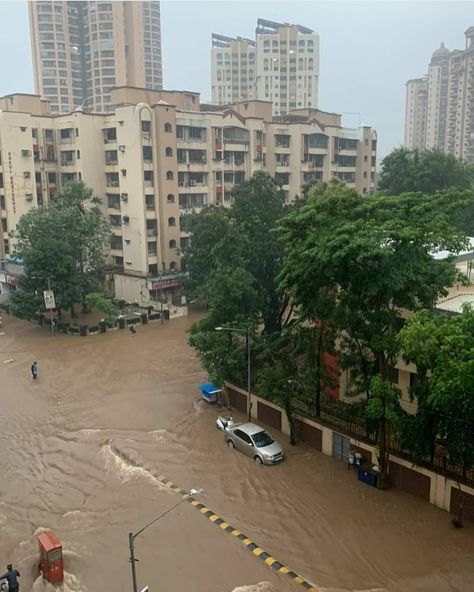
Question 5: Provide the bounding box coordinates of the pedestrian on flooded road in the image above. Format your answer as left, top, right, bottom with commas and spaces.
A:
31, 361, 38, 380
1, 564, 20, 592
129, 325, 137, 334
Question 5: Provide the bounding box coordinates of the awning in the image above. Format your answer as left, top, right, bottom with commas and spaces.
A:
198, 383, 221, 395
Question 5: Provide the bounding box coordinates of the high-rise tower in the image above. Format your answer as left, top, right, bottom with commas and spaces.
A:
28, 1, 163, 113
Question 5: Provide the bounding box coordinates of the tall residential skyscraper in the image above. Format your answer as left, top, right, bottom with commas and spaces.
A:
404, 27, 474, 162
254, 19, 319, 116
425, 43, 450, 151
28, 0, 163, 114
405, 77, 427, 150
211, 34, 256, 104
445, 27, 474, 162
211, 18, 319, 115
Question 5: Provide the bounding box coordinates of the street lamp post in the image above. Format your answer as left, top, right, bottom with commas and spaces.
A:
215, 326, 252, 421
128, 488, 202, 592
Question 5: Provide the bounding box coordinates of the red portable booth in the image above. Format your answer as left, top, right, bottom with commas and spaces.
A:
38, 530, 64, 584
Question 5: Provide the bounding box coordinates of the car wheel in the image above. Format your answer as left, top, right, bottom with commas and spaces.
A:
254, 455, 263, 465
227, 439, 235, 449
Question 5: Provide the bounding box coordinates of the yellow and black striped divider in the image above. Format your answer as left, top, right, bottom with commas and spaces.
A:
111, 445, 320, 592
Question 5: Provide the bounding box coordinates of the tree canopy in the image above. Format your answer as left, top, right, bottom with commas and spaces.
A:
398, 306, 474, 469
11, 182, 110, 319
183, 172, 289, 333
379, 148, 474, 196
379, 148, 474, 234
278, 181, 470, 485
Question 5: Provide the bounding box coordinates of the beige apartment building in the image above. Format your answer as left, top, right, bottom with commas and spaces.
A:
405, 27, 474, 162
211, 34, 256, 105
211, 19, 319, 116
29, 1, 163, 114
405, 78, 428, 151
0, 87, 375, 306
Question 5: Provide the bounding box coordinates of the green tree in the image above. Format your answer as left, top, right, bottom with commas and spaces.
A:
379, 148, 474, 195
255, 328, 302, 445
231, 172, 286, 333
85, 292, 118, 322
278, 181, 469, 487
379, 148, 474, 233
10, 182, 110, 319
184, 174, 290, 389
399, 306, 474, 470
183, 173, 288, 333
183, 206, 248, 301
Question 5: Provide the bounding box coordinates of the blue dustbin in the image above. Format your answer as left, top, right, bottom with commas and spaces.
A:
358, 467, 378, 487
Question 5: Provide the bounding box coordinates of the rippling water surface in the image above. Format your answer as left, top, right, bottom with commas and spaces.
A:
0, 315, 473, 591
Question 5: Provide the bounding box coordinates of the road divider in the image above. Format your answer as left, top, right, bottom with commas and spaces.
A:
110, 445, 320, 592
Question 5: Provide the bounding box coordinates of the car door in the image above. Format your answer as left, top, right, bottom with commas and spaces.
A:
234, 429, 254, 457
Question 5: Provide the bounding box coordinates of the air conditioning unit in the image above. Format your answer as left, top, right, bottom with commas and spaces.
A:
21, 149, 31, 157
23, 171, 31, 178
123, 215, 130, 224
26, 193, 33, 201
120, 193, 128, 201
119, 145, 126, 153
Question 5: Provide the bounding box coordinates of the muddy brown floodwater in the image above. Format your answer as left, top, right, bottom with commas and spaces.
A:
0, 313, 473, 592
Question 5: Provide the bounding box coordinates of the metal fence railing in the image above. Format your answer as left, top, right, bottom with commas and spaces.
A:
292, 397, 474, 488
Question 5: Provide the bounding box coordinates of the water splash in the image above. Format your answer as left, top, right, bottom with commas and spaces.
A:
31, 571, 87, 592
227, 583, 274, 592
101, 442, 171, 492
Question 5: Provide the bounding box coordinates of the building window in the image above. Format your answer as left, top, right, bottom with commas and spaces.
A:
170, 261, 177, 271
167, 194, 175, 203
164, 122, 172, 133
141, 120, 151, 132
143, 146, 153, 161
145, 194, 155, 210
165, 147, 173, 157
169, 239, 176, 248
168, 216, 176, 226
166, 171, 174, 180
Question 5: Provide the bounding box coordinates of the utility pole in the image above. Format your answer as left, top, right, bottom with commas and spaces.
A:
128, 532, 138, 592
246, 327, 251, 421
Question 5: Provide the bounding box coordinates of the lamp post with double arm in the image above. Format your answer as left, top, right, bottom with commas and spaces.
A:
215, 325, 251, 421
128, 488, 202, 592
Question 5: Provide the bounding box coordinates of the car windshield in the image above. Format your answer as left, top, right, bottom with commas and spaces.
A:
252, 430, 274, 448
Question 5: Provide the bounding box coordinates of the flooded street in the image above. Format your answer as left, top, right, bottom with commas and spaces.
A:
0, 314, 473, 592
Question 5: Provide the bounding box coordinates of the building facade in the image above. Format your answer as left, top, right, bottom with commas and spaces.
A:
211, 19, 319, 116
404, 78, 428, 150
404, 28, 474, 162
29, 0, 163, 114
211, 34, 256, 105
426, 43, 450, 151
445, 27, 474, 162
0, 88, 375, 305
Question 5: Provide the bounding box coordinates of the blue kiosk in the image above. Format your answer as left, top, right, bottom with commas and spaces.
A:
199, 383, 221, 404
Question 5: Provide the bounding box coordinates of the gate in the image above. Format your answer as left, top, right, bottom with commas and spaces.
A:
332, 432, 350, 462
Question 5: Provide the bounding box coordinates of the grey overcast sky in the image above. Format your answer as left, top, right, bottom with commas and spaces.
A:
0, 1, 472, 158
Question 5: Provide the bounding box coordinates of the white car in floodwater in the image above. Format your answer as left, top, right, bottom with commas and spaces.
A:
224, 422, 284, 465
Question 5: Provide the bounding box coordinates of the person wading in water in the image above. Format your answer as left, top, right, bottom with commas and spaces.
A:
1, 564, 20, 592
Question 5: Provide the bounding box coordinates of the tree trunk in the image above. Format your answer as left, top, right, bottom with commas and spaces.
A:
285, 401, 298, 445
